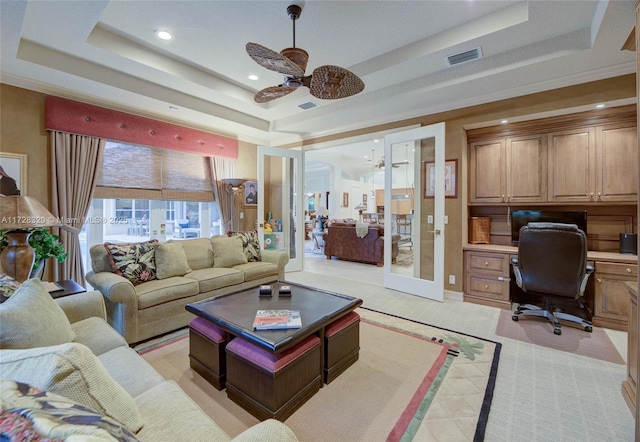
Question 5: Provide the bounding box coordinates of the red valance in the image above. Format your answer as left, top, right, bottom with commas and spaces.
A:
45, 96, 238, 159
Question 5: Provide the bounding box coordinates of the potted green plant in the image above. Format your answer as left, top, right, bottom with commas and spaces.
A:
0, 227, 68, 278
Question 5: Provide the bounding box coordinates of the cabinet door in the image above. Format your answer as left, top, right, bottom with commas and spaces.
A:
593, 262, 635, 330
547, 128, 596, 202
596, 123, 638, 202
469, 140, 505, 203
505, 135, 547, 203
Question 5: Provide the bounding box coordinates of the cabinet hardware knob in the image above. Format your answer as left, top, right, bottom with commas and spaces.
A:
596, 277, 602, 283
484, 262, 489, 266
626, 268, 631, 273
484, 284, 489, 289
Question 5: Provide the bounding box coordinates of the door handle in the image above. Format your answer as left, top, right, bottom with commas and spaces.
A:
428, 229, 441, 235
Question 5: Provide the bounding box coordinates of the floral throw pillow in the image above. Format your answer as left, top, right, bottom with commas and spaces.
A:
0, 273, 21, 303
105, 240, 158, 285
0, 380, 139, 442
227, 230, 262, 262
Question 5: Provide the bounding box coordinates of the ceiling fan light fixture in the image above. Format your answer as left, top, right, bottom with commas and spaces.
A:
155, 30, 173, 41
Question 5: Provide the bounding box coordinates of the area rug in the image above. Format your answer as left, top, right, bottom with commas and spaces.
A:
494, 309, 624, 364
139, 308, 500, 441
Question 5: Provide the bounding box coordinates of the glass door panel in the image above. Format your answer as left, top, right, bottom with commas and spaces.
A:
384, 123, 445, 301
258, 146, 303, 272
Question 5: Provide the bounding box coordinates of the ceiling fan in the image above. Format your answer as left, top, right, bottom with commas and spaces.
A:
246, 4, 365, 104
361, 151, 409, 169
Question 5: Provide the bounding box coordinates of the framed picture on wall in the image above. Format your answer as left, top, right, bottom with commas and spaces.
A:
0, 152, 27, 196
424, 159, 457, 198
342, 192, 349, 208
243, 180, 257, 206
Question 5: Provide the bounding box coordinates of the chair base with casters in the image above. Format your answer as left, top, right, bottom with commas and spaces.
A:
512, 298, 593, 335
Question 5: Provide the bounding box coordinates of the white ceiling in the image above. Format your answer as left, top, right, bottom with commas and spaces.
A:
0, 0, 635, 149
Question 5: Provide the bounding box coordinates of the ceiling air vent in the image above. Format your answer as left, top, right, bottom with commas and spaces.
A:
297, 101, 318, 110
445, 47, 482, 66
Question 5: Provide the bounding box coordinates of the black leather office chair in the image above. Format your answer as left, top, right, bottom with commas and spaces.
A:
511, 222, 593, 335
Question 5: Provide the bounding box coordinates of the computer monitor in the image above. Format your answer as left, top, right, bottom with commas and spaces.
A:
510, 210, 587, 246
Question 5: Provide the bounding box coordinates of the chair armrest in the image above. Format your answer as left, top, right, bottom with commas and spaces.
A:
231, 419, 298, 442
586, 263, 594, 274
55, 290, 107, 324
260, 250, 290, 279
85, 271, 137, 305
510, 257, 523, 290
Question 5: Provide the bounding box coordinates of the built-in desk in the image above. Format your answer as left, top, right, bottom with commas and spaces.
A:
622, 282, 637, 416
463, 244, 637, 330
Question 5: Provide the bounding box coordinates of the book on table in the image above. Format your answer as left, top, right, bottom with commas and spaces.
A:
253, 309, 302, 330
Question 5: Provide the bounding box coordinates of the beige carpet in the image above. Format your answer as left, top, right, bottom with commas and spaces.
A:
140, 308, 500, 441
495, 309, 625, 364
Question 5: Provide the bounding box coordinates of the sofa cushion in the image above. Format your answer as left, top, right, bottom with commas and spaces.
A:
184, 267, 244, 293
0, 273, 21, 302
154, 242, 192, 279
233, 261, 279, 282
211, 235, 247, 268
0, 279, 76, 349
0, 342, 145, 433
71, 316, 129, 356
0, 380, 140, 442
227, 230, 262, 262
133, 381, 229, 442
135, 277, 200, 310
98, 346, 166, 399
105, 240, 158, 285
169, 238, 214, 270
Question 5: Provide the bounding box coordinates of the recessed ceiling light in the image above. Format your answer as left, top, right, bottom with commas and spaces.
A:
155, 30, 173, 41
596, 103, 605, 109
248, 74, 259, 81
501, 119, 508, 124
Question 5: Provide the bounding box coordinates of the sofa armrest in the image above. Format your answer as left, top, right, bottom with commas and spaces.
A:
85, 271, 137, 305
55, 290, 107, 324
260, 250, 290, 279
231, 419, 298, 442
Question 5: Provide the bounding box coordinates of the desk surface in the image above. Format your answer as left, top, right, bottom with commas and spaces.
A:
464, 243, 638, 264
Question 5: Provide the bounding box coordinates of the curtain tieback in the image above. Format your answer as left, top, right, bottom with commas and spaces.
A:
60, 224, 82, 235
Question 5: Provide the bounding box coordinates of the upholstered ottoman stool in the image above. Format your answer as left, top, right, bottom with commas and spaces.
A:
189, 318, 229, 390
324, 311, 360, 384
225, 334, 322, 421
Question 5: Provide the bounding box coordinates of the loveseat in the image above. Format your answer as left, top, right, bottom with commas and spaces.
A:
0, 279, 297, 441
86, 235, 289, 344
324, 222, 400, 266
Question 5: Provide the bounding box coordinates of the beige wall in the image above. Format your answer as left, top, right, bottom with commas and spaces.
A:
2, 74, 636, 292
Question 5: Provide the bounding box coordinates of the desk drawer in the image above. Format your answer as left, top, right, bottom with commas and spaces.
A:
465, 273, 510, 302
466, 252, 510, 275
596, 262, 637, 277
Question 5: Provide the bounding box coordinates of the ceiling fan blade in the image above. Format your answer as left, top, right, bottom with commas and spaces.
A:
309, 65, 365, 100
246, 42, 305, 77
254, 85, 297, 103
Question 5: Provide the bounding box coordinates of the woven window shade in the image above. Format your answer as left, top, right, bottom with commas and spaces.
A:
94, 142, 214, 202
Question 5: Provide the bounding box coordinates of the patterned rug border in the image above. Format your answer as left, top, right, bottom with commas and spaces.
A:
137, 307, 502, 442
360, 306, 502, 442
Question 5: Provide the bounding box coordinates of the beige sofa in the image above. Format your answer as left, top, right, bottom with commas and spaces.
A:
86, 237, 289, 344
0, 280, 297, 441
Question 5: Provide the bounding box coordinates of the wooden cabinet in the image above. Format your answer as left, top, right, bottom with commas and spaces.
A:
548, 123, 638, 203
469, 135, 547, 204
463, 249, 513, 309
375, 188, 413, 214
592, 261, 636, 331
622, 282, 637, 415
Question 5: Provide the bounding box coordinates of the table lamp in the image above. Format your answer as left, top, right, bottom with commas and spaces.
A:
222, 178, 248, 231
354, 203, 366, 222
315, 206, 330, 229
0, 196, 59, 282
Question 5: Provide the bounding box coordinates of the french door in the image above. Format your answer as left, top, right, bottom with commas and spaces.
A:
383, 123, 446, 301
257, 146, 304, 273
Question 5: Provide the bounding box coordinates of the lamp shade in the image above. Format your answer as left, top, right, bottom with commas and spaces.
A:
0, 196, 58, 229
315, 206, 330, 217
222, 178, 248, 191
0, 196, 59, 282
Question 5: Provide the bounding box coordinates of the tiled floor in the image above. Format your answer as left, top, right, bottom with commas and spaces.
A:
287, 243, 635, 441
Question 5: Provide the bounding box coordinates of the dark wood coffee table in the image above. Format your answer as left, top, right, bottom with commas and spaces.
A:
185, 281, 362, 419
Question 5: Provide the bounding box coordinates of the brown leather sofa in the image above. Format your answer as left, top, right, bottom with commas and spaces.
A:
324, 222, 399, 266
